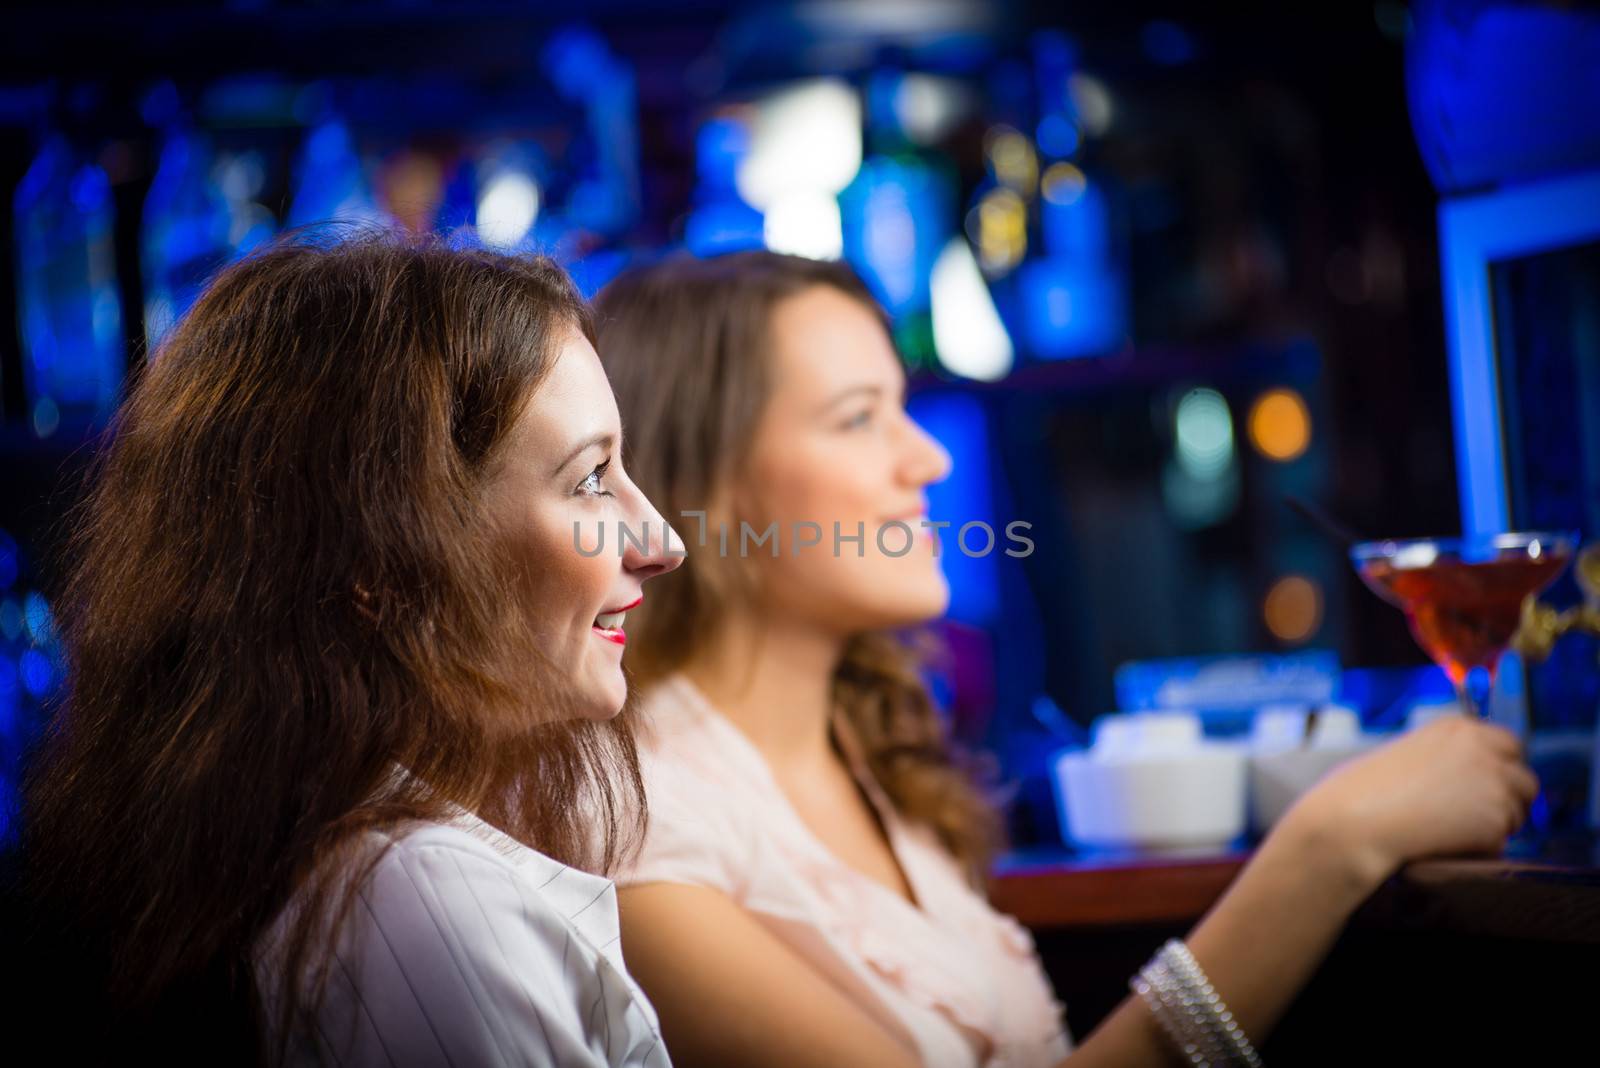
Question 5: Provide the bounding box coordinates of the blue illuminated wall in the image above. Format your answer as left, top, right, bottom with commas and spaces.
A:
909, 390, 1001, 627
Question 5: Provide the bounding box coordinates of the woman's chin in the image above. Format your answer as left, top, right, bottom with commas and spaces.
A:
575, 676, 629, 721
910, 571, 951, 621
861, 576, 950, 630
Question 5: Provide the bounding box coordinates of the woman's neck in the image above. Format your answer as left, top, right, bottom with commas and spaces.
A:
684, 612, 844, 773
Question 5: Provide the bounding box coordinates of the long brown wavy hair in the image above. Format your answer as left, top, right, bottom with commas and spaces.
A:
594, 250, 1000, 881
16, 232, 643, 1064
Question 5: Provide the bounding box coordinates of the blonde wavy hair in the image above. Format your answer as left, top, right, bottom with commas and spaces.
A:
594, 250, 1001, 880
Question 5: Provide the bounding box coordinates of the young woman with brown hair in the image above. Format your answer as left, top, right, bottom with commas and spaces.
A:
594, 250, 1539, 1068
15, 234, 680, 1065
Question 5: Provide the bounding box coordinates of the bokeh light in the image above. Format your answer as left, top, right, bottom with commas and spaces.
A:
476, 170, 541, 249
970, 187, 1027, 274
1264, 574, 1324, 643
763, 191, 844, 261
19, 648, 53, 697
1174, 388, 1234, 480
986, 125, 1038, 194
23, 592, 53, 643
32, 398, 60, 439
1068, 73, 1115, 136
1041, 162, 1088, 206
736, 78, 862, 210
1247, 387, 1312, 461
930, 237, 1013, 381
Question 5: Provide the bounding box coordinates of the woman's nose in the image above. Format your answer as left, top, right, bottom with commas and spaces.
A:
902, 415, 953, 487
621, 494, 684, 580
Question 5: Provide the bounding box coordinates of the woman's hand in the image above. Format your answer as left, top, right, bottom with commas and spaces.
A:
1276, 715, 1540, 890
1072, 716, 1541, 1067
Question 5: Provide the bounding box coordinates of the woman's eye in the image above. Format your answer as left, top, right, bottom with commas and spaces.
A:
840, 409, 874, 431
577, 459, 615, 498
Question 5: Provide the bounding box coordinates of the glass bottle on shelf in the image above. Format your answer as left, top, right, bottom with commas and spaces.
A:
13, 135, 125, 435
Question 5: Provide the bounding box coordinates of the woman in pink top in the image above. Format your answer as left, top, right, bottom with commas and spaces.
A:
594, 251, 1538, 1068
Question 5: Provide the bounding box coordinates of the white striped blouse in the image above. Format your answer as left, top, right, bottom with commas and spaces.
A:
255, 804, 671, 1068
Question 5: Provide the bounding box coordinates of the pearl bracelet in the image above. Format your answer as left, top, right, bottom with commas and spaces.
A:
1131, 939, 1264, 1068
1132, 969, 1230, 1066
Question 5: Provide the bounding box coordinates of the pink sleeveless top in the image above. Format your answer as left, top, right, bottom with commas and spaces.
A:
619, 674, 1072, 1068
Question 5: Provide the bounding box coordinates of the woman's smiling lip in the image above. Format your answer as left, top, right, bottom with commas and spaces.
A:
592, 595, 643, 646
881, 511, 935, 539
880, 503, 930, 524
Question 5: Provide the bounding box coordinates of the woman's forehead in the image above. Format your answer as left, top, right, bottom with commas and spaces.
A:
768, 288, 902, 397
514, 334, 621, 451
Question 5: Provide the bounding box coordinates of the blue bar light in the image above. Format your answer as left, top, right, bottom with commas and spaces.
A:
1019, 163, 1126, 360
542, 25, 640, 239
684, 116, 764, 257
288, 117, 389, 231
1437, 169, 1600, 537
141, 123, 234, 347
840, 155, 952, 321
13, 136, 125, 433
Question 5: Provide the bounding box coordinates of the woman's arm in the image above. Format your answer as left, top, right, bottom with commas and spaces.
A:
619, 718, 1535, 1068
616, 820, 1370, 1068
1060, 813, 1373, 1066
618, 882, 924, 1068
1066, 715, 1539, 1065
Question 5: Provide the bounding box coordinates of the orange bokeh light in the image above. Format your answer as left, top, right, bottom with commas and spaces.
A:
1247, 388, 1311, 462
1264, 574, 1323, 643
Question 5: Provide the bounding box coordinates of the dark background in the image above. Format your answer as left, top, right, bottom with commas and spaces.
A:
3, 1, 1586, 849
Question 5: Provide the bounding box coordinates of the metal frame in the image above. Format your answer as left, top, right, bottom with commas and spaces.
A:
1439, 168, 1600, 536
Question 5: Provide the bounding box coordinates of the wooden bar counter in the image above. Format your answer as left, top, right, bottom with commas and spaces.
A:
989, 835, 1600, 1062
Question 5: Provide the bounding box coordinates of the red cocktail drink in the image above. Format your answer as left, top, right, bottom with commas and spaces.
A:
1352, 533, 1575, 719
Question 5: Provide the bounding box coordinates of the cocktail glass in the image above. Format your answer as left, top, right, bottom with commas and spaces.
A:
1351, 532, 1576, 721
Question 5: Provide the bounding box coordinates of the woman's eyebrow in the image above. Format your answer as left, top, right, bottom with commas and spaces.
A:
814, 384, 885, 417
553, 431, 616, 477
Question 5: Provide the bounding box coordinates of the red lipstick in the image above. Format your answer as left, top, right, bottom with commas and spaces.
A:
592, 596, 643, 646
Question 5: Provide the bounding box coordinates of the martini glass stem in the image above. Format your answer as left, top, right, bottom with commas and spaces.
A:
1457, 664, 1496, 721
